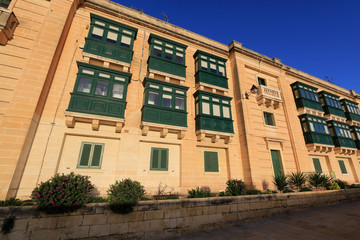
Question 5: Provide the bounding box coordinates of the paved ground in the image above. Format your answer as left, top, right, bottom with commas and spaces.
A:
164, 200, 360, 240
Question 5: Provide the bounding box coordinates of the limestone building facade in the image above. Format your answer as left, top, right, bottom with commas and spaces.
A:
1, 0, 360, 200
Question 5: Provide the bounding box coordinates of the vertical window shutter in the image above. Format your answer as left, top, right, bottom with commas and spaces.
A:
204, 152, 211, 172
211, 152, 219, 172
271, 150, 282, 177
312, 158, 322, 173
151, 149, 159, 169
160, 149, 168, 170
91, 145, 103, 167
79, 144, 92, 166
338, 160, 347, 174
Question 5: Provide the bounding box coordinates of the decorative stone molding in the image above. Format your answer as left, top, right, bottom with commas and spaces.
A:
334, 147, 357, 156
195, 82, 229, 95
306, 143, 334, 153
64, 111, 124, 133
148, 69, 186, 83
264, 137, 285, 150
256, 85, 282, 109
195, 130, 234, 144
297, 107, 324, 117
347, 120, 360, 127
82, 52, 130, 72
141, 122, 187, 139
324, 114, 347, 123
0, 7, 19, 45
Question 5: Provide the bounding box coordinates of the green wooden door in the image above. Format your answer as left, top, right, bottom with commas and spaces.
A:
271, 150, 283, 178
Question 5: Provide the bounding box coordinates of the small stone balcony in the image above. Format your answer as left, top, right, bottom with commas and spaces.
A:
256, 85, 283, 109
0, 7, 19, 45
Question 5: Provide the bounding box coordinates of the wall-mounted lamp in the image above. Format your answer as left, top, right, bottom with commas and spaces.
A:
243, 85, 258, 99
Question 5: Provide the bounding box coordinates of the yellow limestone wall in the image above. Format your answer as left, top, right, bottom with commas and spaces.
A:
0, 0, 360, 200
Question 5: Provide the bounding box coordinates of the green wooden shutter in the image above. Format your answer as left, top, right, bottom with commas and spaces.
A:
204, 151, 219, 172
151, 148, 159, 170
160, 149, 168, 170
91, 144, 103, 167
79, 143, 92, 166
312, 158, 322, 173
338, 160, 347, 174
271, 150, 282, 178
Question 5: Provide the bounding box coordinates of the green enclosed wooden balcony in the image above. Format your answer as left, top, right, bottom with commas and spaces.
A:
0, 0, 11, 8
350, 126, 360, 149
299, 114, 334, 152
83, 14, 137, 65
193, 50, 228, 90
141, 78, 189, 138
291, 82, 323, 114
341, 99, 360, 124
328, 120, 357, 149
318, 91, 346, 119
66, 62, 131, 123
194, 90, 234, 143
147, 34, 187, 80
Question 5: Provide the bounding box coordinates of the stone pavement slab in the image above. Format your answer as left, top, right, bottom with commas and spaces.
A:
164, 200, 360, 240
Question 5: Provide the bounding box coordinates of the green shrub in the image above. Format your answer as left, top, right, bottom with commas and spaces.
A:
107, 178, 145, 214
350, 184, 360, 188
0, 198, 23, 207
320, 174, 332, 189
308, 172, 323, 190
225, 179, 247, 196
245, 189, 262, 195
288, 172, 307, 191
327, 181, 341, 190
1, 215, 15, 234
334, 179, 349, 189
273, 174, 288, 192
31, 172, 94, 214
90, 196, 107, 203
299, 187, 313, 192
187, 187, 212, 198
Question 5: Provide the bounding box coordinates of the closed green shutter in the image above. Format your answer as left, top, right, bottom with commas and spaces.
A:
204, 151, 219, 172
312, 158, 322, 173
91, 144, 103, 167
150, 148, 168, 171
79, 143, 92, 166
271, 150, 283, 178
338, 160, 348, 174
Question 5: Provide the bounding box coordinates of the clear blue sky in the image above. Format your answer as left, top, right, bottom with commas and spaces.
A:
114, 0, 360, 93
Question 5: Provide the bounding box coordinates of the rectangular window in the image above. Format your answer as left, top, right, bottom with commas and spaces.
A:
175, 97, 185, 110
270, 150, 283, 178
258, 77, 266, 86
95, 80, 109, 96
78, 142, 104, 168
223, 106, 230, 118
202, 102, 210, 114
213, 104, 221, 117
150, 147, 168, 171
112, 84, 124, 99
162, 94, 172, 108
338, 160, 347, 174
77, 77, 92, 93
264, 112, 275, 126
312, 158, 322, 173
148, 92, 159, 105
204, 151, 219, 172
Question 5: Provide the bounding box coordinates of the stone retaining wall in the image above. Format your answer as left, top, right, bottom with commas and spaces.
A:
1, 189, 360, 240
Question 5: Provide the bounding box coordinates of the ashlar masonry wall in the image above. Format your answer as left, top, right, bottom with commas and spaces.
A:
1, 189, 360, 240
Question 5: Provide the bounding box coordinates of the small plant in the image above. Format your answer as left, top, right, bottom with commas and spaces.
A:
288, 172, 307, 191
327, 181, 341, 190
273, 174, 288, 193
283, 188, 295, 193
308, 172, 323, 190
299, 187, 313, 192
31, 172, 94, 214
245, 189, 262, 195
107, 178, 145, 214
320, 174, 332, 189
153, 182, 179, 200
334, 179, 349, 189
350, 184, 360, 188
1, 215, 15, 234
263, 189, 277, 194
187, 187, 212, 198
225, 179, 247, 196
0, 198, 23, 207
90, 196, 108, 203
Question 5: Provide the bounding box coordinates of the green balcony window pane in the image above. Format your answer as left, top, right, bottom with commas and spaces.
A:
112, 84, 124, 99
338, 160, 347, 174
312, 158, 322, 173
160, 149, 168, 169
162, 94, 172, 108
95, 80, 109, 96
204, 151, 219, 172
79, 144, 92, 166
91, 145, 103, 167
175, 97, 184, 110
77, 77, 92, 93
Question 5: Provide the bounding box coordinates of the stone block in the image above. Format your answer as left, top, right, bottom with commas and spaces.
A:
60, 225, 89, 240
144, 210, 163, 220
82, 214, 108, 225
12, 218, 28, 231
164, 208, 181, 218
89, 224, 110, 237
169, 218, 177, 229
216, 204, 231, 213
108, 211, 143, 224
57, 215, 83, 228
128, 221, 149, 233
202, 206, 217, 215
148, 219, 168, 232
237, 203, 249, 211
30, 229, 61, 240
187, 207, 203, 216
28, 217, 58, 231
222, 212, 238, 222
110, 223, 128, 235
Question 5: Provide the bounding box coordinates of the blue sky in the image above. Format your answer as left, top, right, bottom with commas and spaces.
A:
114, 0, 360, 93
